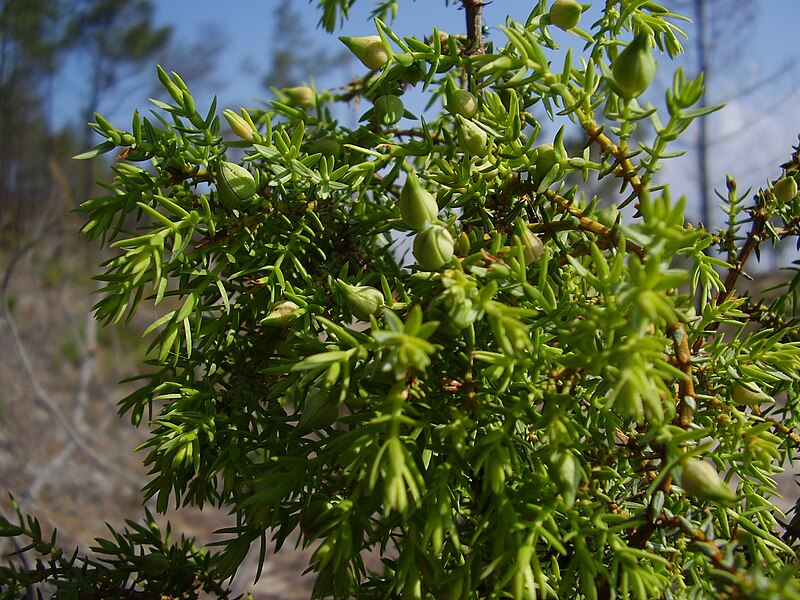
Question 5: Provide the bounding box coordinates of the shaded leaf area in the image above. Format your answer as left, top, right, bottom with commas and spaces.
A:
0, 497, 234, 598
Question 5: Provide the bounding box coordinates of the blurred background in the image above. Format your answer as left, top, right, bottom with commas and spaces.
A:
1, 1, 799, 597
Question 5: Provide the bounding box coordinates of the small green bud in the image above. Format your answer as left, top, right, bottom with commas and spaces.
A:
456, 115, 489, 157
530, 143, 559, 183
773, 177, 798, 203
549, 0, 582, 31
338, 35, 389, 70
306, 137, 341, 157
680, 458, 737, 504
260, 300, 301, 327
399, 172, 439, 230
373, 94, 405, 126
282, 86, 315, 109
612, 33, 657, 99
413, 224, 454, 270
517, 223, 544, 264
456, 231, 471, 256
222, 108, 257, 141
336, 279, 384, 321
726, 174, 737, 194
445, 81, 478, 119
732, 381, 771, 406
300, 497, 335, 539
297, 390, 339, 433
545, 448, 579, 508
139, 552, 170, 576
216, 161, 257, 209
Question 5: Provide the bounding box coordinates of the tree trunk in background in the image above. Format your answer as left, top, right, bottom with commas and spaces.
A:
694, 0, 711, 229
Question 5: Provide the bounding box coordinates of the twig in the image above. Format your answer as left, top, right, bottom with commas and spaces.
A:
669, 323, 695, 428
581, 120, 645, 202
461, 0, 485, 55
759, 412, 800, 446
691, 191, 772, 355
716, 193, 771, 307
740, 298, 800, 343
669, 515, 735, 572
392, 129, 447, 144
691, 142, 800, 353
543, 189, 645, 260
513, 185, 646, 260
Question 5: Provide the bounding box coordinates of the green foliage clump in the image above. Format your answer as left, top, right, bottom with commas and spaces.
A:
0, 498, 226, 598
4, 1, 800, 598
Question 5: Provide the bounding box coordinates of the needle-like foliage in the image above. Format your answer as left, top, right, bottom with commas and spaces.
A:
4, 1, 800, 598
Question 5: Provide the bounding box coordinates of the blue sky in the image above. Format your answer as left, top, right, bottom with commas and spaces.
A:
144, 1, 799, 109
62, 0, 800, 230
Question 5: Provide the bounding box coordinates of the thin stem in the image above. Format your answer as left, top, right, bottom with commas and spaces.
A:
740, 298, 800, 343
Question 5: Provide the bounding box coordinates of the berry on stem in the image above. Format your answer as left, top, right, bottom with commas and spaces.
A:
680, 458, 737, 504
338, 35, 390, 70
399, 171, 439, 230
373, 94, 405, 126
413, 224, 454, 270
336, 279, 385, 321
216, 162, 256, 210
773, 177, 798, 203
445, 80, 478, 119
549, 0, 582, 31
612, 33, 657, 99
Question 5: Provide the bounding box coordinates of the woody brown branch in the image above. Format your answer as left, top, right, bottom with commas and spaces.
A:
604, 324, 696, 580
461, 0, 485, 54
541, 188, 646, 260
669, 323, 696, 428
508, 180, 646, 259
581, 120, 645, 200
